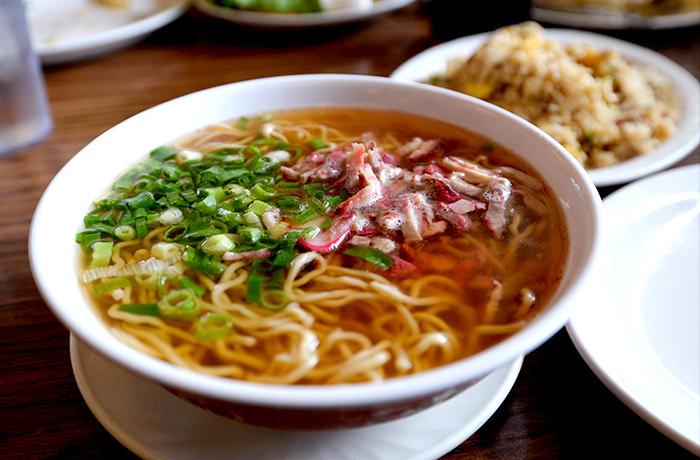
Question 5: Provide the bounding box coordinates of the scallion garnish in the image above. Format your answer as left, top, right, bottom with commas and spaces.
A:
309, 138, 328, 150
150, 146, 178, 162
93, 276, 131, 296
195, 311, 234, 342
157, 288, 201, 321
246, 274, 265, 303
90, 241, 114, 268
277, 181, 300, 189
79, 127, 356, 318
183, 246, 223, 277
179, 276, 206, 296
114, 224, 136, 241
296, 207, 318, 223
343, 246, 395, 270
260, 289, 286, 311
119, 303, 159, 317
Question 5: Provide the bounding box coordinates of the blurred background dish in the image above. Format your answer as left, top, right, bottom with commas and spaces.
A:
193, 0, 415, 28
27, 0, 188, 65
531, 0, 700, 29
390, 27, 700, 187
567, 164, 700, 455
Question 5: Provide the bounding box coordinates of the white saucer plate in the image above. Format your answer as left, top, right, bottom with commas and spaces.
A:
530, 5, 700, 30
390, 29, 700, 188
193, 0, 415, 28
27, 0, 189, 65
70, 334, 522, 460
567, 164, 700, 456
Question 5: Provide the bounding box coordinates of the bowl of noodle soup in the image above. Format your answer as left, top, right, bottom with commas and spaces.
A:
30, 74, 603, 429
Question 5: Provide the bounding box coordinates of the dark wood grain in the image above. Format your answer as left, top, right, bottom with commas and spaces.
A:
1, 3, 698, 459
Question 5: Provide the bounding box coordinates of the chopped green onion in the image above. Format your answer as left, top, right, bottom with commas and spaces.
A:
260, 289, 287, 311
90, 241, 114, 268
225, 183, 250, 197
123, 191, 157, 210
276, 196, 302, 211
320, 217, 333, 230
181, 189, 198, 203
269, 267, 285, 286
76, 229, 102, 250
325, 195, 342, 209
193, 193, 218, 215
183, 246, 223, 277
134, 216, 148, 239
119, 303, 159, 317
179, 276, 205, 296
246, 274, 265, 303
201, 234, 235, 256
250, 183, 276, 200
296, 207, 318, 223
150, 146, 178, 162
277, 181, 300, 189
249, 138, 276, 146
93, 276, 131, 296
134, 272, 159, 289
248, 200, 273, 216
91, 223, 114, 235
114, 170, 139, 191
194, 311, 234, 342
242, 211, 262, 228
239, 226, 262, 244
230, 194, 253, 211
114, 224, 136, 241
237, 116, 249, 130
270, 221, 290, 239
202, 186, 226, 203
163, 224, 187, 242
299, 226, 320, 240
251, 258, 275, 273
240, 145, 261, 157
157, 288, 201, 321
182, 228, 220, 244
303, 183, 326, 195
272, 248, 297, 267
343, 246, 395, 270
156, 274, 181, 296
309, 138, 328, 150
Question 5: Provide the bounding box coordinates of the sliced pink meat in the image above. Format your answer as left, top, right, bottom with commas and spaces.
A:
298, 214, 357, 253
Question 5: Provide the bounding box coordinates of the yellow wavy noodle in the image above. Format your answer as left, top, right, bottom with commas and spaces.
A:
92, 223, 557, 384
82, 111, 567, 385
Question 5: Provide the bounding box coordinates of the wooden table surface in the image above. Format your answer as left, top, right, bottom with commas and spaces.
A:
2, 2, 698, 459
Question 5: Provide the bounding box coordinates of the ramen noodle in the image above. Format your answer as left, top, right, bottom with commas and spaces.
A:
76, 108, 568, 385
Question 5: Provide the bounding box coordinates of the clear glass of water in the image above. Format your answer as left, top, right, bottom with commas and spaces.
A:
0, 0, 52, 156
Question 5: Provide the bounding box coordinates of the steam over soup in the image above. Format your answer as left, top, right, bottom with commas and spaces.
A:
76, 108, 568, 385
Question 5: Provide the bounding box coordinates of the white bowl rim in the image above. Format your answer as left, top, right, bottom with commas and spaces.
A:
29, 74, 604, 409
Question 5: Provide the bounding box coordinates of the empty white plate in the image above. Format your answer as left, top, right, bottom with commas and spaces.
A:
27, 0, 188, 65
567, 164, 700, 456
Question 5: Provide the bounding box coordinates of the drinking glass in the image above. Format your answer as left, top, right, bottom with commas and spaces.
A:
0, 0, 52, 156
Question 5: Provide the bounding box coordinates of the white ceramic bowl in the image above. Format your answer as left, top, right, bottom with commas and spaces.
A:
30, 74, 604, 429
